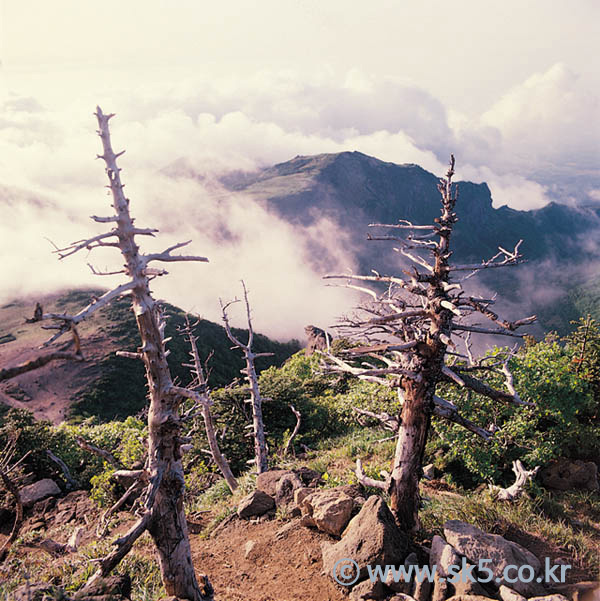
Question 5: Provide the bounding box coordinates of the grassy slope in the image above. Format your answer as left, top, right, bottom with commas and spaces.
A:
0, 289, 300, 423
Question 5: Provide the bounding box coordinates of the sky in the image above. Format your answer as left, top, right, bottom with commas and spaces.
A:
0, 1, 599, 338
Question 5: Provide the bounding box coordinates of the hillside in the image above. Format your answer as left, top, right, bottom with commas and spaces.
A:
0, 289, 300, 423
223, 152, 600, 332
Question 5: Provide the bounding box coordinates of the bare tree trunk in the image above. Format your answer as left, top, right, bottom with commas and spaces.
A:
180, 317, 238, 492
221, 282, 272, 474
245, 352, 269, 473
388, 381, 433, 531
91, 108, 212, 601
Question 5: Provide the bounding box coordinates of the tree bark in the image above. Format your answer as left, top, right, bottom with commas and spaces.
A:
93, 107, 212, 601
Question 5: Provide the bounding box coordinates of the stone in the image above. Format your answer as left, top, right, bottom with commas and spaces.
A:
445, 597, 495, 601
413, 576, 432, 601
244, 540, 259, 560
385, 552, 420, 594
304, 325, 333, 355
295, 466, 322, 487
13, 583, 63, 601
19, 479, 61, 507
527, 596, 570, 601
430, 535, 461, 577
498, 585, 526, 601
275, 472, 304, 506
451, 568, 488, 598
237, 489, 275, 519
256, 469, 293, 497
74, 574, 132, 599
322, 495, 408, 585
388, 595, 418, 601
349, 577, 386, 600
300, 487, 354, 536
293, 486, 313, 507
553, 582, 600, 601
443, 520, 541, 596
431, 572, 449, 601
423, 464, 435, 480
539, 459, 599, 491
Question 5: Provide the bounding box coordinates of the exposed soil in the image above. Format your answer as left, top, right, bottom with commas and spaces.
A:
190, 517, 346, 601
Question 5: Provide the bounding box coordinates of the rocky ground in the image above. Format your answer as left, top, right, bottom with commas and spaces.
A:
3, 467, 599, 601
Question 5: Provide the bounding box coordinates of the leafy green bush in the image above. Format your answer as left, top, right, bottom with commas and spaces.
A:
432, 336, 600, 485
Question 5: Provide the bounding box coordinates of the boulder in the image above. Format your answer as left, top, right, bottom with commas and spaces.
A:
13, 583, 63, 601
443, 520, 541, 596
430, 535, 461, 577
322, 495, 408, 586
74, 574, 131, 599
423, 464, 435, 480
300, 487, 354, 536
413, 576, 432, 601
237, 489, 275, 519
349, 577, 386, 600
539, 459, 599, 491
304, 325, 333, 355
445, 597, 496, 601
275, 472, 304, 506
256, 469, 294, 497
527, 596, 570, 601
295, 466, 322, 487
498, 585, 526, 601
294, 487, 313, 507
19, 479, 61, 507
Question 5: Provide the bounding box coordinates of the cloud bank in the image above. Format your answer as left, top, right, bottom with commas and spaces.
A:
0, 62, 598, 338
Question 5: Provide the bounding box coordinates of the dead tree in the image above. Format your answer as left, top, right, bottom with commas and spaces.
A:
220, 281, 272, 474
284, 405, 302, 456
179, 316, 238, 492
31, 107, 214, 600
323, 156, 536, 532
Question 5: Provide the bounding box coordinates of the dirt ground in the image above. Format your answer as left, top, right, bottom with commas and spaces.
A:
191, 517, 346, 601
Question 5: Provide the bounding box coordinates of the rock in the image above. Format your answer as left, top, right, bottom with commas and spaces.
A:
349, 577, 386, 600
244, 540, 259, 560
451, 567, 489, 598
431, 572, 449, 601
13, 583, 63, 601
553, 582, 600, 601
322, 495, 408, 585
75, 574, 132, 599
386, 551, 420, 594
539, 459, 599, 491
295, 466, 323, 487
275, 472, 304, 506
305, 325, 333, 355
237, 489, 275, 519
19, 478, 61, 507
294, 486, 313, 507
389, 595, 418, 601
300, 487, 354, 536
528, 596, 570, 601
413, 576, 432, 601
499, 585, 526, 601
256, 469, 293, 497
443, 520, 541, 596
423, 464, 435, 480
430, 535, 461, 577
445, 597, 495, 601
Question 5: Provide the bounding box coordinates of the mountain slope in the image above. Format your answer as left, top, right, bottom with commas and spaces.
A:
0, 289, 300, 423
224, 151, 600, 332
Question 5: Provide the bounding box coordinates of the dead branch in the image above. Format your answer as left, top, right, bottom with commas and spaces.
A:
0, 351, 83, 382
46, 450, 78, 490
489, 459, 540, 501
355, 458, 388, 490
352, 406, 399, 431
284, 405, 302, 456
76, 436, 120, 467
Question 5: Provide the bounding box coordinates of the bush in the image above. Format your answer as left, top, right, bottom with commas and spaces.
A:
432, 336, 600, 485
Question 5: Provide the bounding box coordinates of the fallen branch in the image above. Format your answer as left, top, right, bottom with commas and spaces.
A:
489, 459, 539, 501
355, 458, 389, 491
